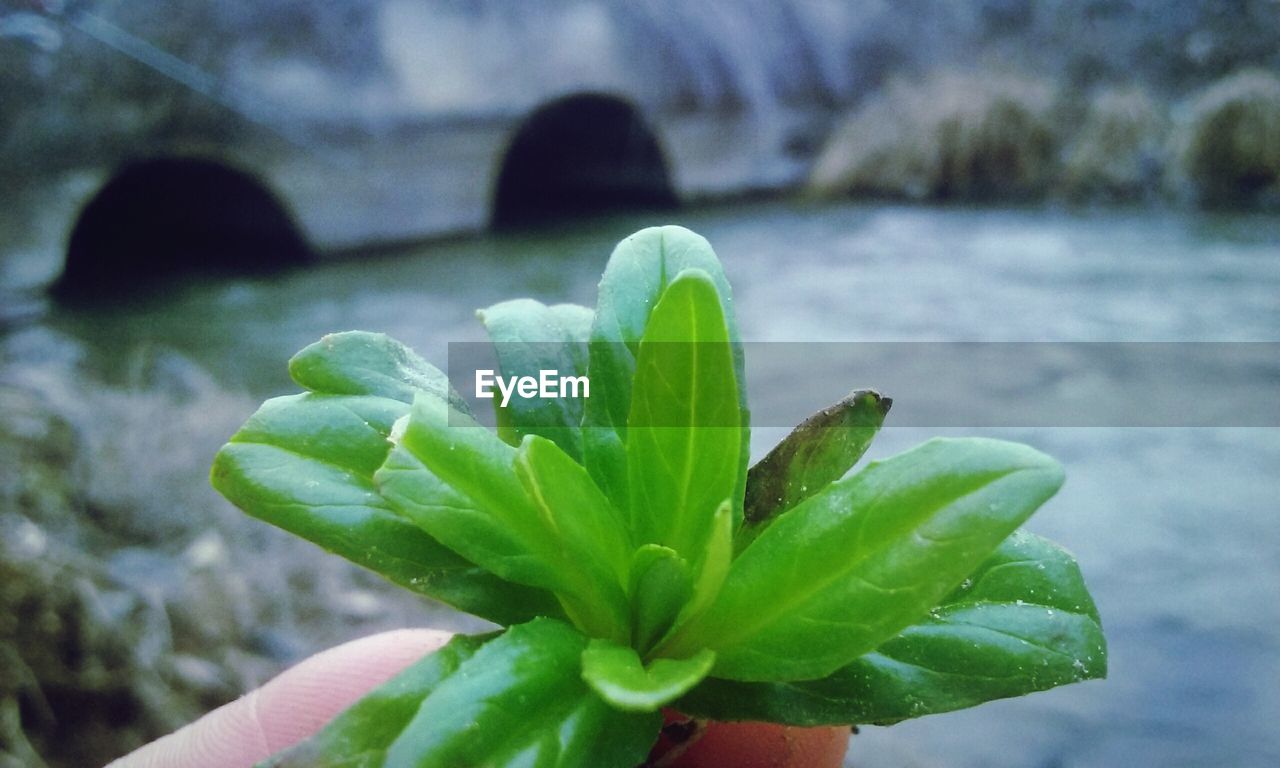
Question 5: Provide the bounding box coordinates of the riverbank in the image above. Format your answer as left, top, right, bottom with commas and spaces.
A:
0, 329, 483, 766
810, 68, 1280, 208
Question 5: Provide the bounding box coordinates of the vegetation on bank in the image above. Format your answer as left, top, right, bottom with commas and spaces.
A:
809, 71, 1057, 202
1063, 86, 1167, 202
811, 68, 1280, 209
1175, 69, 1280, 208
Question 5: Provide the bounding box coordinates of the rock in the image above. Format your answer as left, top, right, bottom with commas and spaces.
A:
0, 356, 480, 766
0, 385, 83, 535
0, 384, 212, 765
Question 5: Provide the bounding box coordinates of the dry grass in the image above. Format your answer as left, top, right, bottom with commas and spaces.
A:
1174, 69, 1280, 206
1063, 86, 1168, 201
809, 70, 1057, 201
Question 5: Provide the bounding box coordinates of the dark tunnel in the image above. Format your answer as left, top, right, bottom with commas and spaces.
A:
53, 156, 312, 303
491, 94, 678, 229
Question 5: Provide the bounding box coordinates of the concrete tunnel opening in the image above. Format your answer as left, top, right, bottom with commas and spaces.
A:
491, 94, 678, 230
53, 156, 312, 303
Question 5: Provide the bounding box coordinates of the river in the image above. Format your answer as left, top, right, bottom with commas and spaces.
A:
2, 200, 1278, 766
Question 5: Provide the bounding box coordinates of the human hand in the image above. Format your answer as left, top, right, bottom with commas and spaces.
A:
650, 714, 851, 768
107, 627, 848, 768
106, 629, 454, 768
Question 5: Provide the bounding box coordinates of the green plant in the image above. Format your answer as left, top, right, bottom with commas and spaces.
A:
211, 226, 1106, 767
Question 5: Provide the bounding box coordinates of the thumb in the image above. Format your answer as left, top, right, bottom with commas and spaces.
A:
107, 628, 453, 768
653, 711, 851, 768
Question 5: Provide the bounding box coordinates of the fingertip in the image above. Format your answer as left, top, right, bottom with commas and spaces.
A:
107, 628, 454, 768
255, 628, 454, 751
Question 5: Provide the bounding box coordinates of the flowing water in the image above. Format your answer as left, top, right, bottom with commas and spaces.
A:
2, 201, 1278, 766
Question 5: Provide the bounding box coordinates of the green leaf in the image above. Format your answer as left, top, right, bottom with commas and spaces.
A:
628, 545, 693, 653
260, 633, 493, 767
229, 392, 407, 477
211, 332, 560, 626
666, 437, 1066, 681
582, 639, 716, 712
386, 393, 629, 641
671, 500, 733, 636
385, 394, 556, 588
514, 434, 633, 631
677, 531, 1106, 725
626, 269, 743, 565
477, 300, 593, 459
288, 331, 470, 413
375, 441, 563, 607
741, 389, 890, 542
640, 501, 732, 656
582, 226, 749, 515
384, 619, 660, 768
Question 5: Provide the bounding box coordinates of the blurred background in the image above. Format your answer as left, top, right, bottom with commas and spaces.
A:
2, 1, 1278, 765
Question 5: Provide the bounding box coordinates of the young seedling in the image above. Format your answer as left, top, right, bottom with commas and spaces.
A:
212, 226, 1106, 767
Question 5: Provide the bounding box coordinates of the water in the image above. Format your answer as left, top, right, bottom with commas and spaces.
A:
2, 201, 1278, 766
